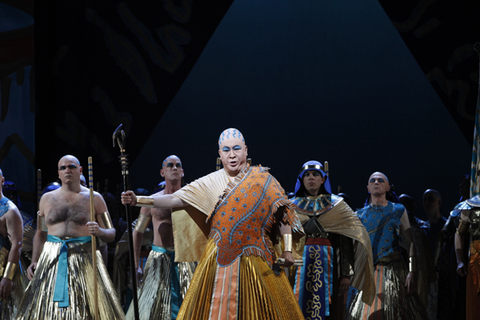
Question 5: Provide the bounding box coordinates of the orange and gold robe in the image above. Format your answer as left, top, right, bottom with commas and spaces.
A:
173, 165, 305, 320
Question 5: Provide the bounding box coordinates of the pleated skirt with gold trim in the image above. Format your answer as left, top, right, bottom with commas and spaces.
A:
345, 257, 428, 320
177, 239, 305, 320
126, 249, 196, 320
16, 241, 125, 320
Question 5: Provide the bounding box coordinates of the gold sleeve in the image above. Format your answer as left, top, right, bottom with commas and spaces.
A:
3, 262, 17, 280
136, 196, 154, 208
98, 211, 113, 229
38, 213, 47, 232
134, 214, 151, 233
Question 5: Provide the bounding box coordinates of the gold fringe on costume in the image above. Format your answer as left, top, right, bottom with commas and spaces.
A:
345, 255, 428, 320
16, 241, 125, 320
177, 239, 305, 320
126, 249, 196, 320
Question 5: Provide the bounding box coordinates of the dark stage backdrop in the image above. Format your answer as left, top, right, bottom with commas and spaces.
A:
1, 0, 478, 220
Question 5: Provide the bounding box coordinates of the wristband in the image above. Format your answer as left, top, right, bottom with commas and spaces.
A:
136, 196, 154, 208
3, 262, 17, 280
283, 233, 292, 252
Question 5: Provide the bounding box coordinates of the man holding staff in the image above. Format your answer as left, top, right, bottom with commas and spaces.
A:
126, 155, 196, 320
16, 155, 125, 320
122, 128, 305, 320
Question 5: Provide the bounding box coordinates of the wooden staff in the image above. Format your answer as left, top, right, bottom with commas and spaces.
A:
36, 169, 42, 209
88, 157, 99, 320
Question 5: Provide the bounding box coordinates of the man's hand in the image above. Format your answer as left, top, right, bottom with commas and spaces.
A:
0, 277, 12, 300
279, 251, 294, 268
136, 266, 143, 288
86, 221, 103, 237
121, 191, 137, 206
27, 262, 37, 281
405, 271, 416, 294
457, 261, 467, 277
339, 276, 350, 296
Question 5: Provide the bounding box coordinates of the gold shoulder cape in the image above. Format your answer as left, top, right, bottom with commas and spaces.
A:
295, 198, 376, 306
172, 169, 230, 262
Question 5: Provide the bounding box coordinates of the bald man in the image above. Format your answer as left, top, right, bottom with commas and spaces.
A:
345, 172, 428, 320
126, 155, 196, 320
0, 169, 24, 318
122, 128, 305, 320
17, 155, 125, 320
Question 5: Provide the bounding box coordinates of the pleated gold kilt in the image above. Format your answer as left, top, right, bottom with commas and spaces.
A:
126, 249, 196, 320
345, 256, 428, 320
177, 239, 305, 320
16, 240, 125, 320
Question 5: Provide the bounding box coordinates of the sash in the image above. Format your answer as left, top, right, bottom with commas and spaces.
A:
48, 235, 91, 307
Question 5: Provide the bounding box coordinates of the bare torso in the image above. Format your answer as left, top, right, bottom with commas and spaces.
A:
42, 188, 92, 238
149, 190, 174, 248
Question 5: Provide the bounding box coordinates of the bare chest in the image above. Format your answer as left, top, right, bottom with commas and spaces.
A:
152, 208, 172, 222
45, 194, 91, 226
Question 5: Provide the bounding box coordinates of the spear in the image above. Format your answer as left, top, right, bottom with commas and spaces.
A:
88, 157, 99, 319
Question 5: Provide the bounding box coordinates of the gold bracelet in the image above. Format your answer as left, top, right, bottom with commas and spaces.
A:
99, 211, 113, 229
136, 196, 154, 208
134, 214, 151, 233
283, 233, 292, 252
408, 256, 417, 272
457, 219, 470, 236
3, 262, 17, 280
38, 213, 47, 232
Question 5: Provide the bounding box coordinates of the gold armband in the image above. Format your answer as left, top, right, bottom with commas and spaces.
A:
457, 219, 470, 236
408, 256, 417, 273
99, 211, 113, 229
136, 196, 154, 208
283, 233, 292, 252
134, 214, 151, 233
38, 213, 47, 232
3, 262, 17, 280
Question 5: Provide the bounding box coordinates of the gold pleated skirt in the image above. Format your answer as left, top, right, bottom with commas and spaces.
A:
16, 240, 125, 320
126, 249, 196, 320
177, 239, 305, 320
345, 257, 428, 320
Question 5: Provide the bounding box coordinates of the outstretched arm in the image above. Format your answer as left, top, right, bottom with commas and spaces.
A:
121, 191, 186, 209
